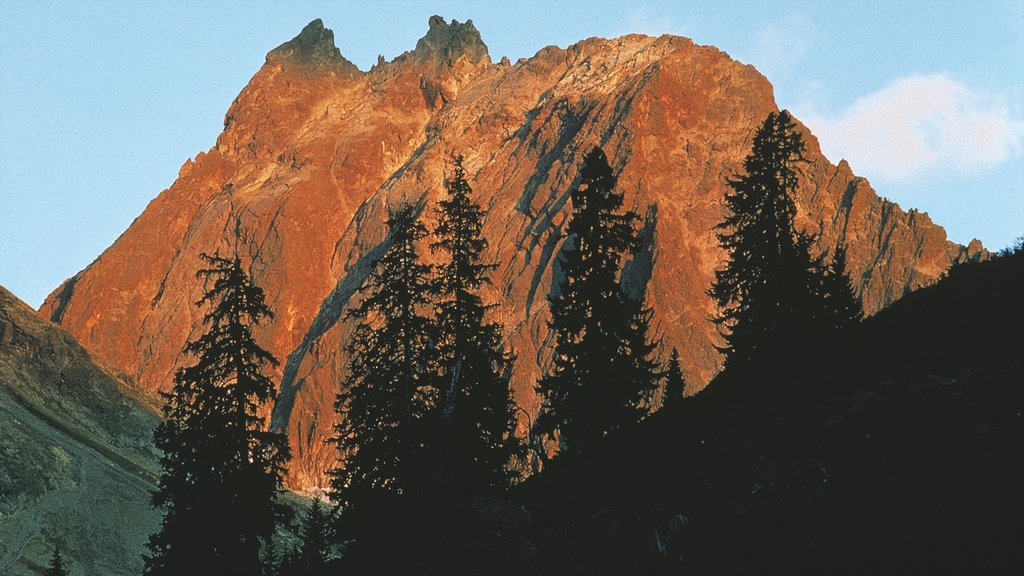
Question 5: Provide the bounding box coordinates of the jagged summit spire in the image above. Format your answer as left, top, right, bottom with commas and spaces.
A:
412, 15, 489, 64
268, 19, 359, 75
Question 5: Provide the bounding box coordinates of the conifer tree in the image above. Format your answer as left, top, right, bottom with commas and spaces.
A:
431, 155, 521, 492
708, 110, 829, 379
44, 546, 68, 576
282, 499, 334, 575
821, 241, 864, 329
329, 204, 435, 525
662, 348, 686, 408
262, 536, 281, 576
145, 250, 290, 576
536, 147, 659, 455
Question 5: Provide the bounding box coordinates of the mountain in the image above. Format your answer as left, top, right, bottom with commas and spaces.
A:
39, 17, 985, 490
0, 285, 160, 576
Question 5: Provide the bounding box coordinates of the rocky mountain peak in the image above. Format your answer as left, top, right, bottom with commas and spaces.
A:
39, 22, 984, 490
267, 18, 359, 75
412, 15, 489, 65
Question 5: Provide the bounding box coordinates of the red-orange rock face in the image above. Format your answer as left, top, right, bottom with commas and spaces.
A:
40, 18, 984, 490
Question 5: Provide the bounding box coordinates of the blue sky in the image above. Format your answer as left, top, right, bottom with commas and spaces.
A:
1, 0, 1022, 308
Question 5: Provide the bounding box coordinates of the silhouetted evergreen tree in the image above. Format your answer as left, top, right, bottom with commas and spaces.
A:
329, 205, 436, 550
821, 241, 863, 329
44, 546, 68, 576
430, 155, 521, 492
144, 251, 290, 576
261, 536, 281, 576
536, 147, 659, 455
281, 499, 334, 575
708, 110, 830, 380
662, 348, 686, 408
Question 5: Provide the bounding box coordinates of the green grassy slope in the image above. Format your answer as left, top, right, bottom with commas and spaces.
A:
0, 286, 162, 575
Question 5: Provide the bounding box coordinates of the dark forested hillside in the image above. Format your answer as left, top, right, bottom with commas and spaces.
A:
516, 247, 1023, 575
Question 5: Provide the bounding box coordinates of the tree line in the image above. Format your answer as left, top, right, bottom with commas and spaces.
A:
137, 109, 862, 575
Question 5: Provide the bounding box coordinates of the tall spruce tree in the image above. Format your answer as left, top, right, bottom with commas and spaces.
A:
431, 155, 521, 492
261, 537, 281, 576
536, 147, 659, 455
281, 499, 334, 575
708, 110, 830, 379
821, 241, 864, 329
145, 250, 290, 575
329, 204, 436, 530
662, 348, 686, 408
44, 546, 68, 576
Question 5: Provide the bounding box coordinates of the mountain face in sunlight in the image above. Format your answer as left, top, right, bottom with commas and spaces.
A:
39, 17, 984, 490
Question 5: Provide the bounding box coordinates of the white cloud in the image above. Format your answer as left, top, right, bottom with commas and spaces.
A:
800, 74, 1024, 181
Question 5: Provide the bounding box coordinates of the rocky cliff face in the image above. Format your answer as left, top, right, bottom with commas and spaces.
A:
40, 18, 984, 490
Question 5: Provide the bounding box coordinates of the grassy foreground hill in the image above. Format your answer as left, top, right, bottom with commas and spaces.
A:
0, 286, 161, 575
